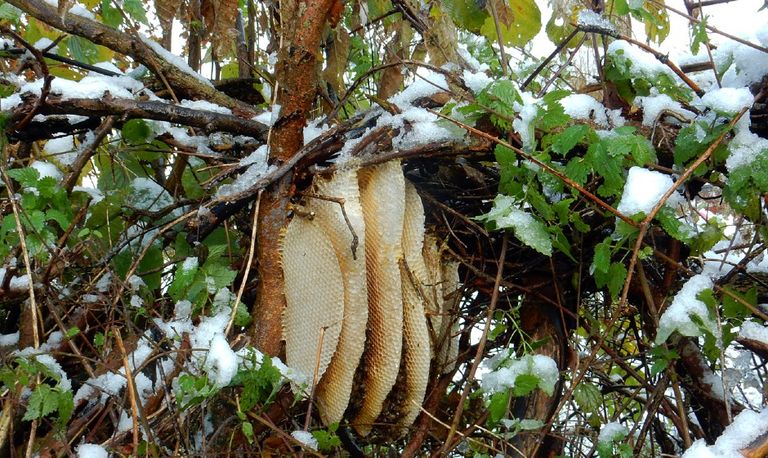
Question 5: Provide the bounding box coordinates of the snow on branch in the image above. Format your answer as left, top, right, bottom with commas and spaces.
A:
4, 0, 255, 114
8, 96, 269, 140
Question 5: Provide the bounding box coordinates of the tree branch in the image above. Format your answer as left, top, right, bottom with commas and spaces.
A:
9, 96, 269, 140
6, 0, 256, 114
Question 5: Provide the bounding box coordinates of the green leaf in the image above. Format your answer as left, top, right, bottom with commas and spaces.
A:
586, 140, 624, 197
46, 209, 71, 231
23, 384, 59, 421
0, 3, 22, 21
592, 241, 611, 274
526, 187, 554, 221
649, 346, 679, 376
122, 119, 153, 145
538, 100, 570, 130
241, 421, 255, 444
674, 121, 729, 166
656, 207, 692, 243
7, 167, 40, 187
512, 373, 540, 396
488, 390, 511, 425
233, 301, 252, 327
689, 219, 724, 256
597, 441, 614, 458
607, 262, 628, 299
480, 0, 542, 48
137, 244, 164, 291
168, 258, 199, 302
442, 0, 488, 32
56, 390, 74, 424
312, 426, 342, 451
203, 262, 237, 291
124, 0, 149, 24
641, 1, 670, 44
93, 332, 105, 348
236, 356, 284, 411
551, 124, 590, 156
68, 35, 99, 65
691, 16, 709, 54
100, 0, 122, 28
573, 383, 602, 413
549, 225, 575, 261
722, 287, 756, 322
565, 157, 590, 185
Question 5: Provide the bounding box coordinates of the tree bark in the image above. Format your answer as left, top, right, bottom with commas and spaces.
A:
251, 0, 339, 356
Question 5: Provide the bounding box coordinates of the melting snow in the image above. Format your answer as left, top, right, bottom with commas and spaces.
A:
76, 443, 108, 458
701, 87, 754, 114
616, 167, 683, 216
0, 72, 145, 111
739, 321, 768, 344
139, 34, 213, 87
559, 94, 625, 128
0, 332, 19, 347
30, 160, 63, 181
482, 353, 559, 396
598, 421, 628, 443
636, 94, 694, 126
291, 430, 318, 451
682, 407, 768, 457
389, 69, 448, 109
44, 136, 77, 166
608, 40, 674, 79
577, 10, 618, 36
179, 99, 232, 115
129, 178, 175, 213
462, 69, 493, 93
392, 106, 455, 149
43, 0, 95, 20
656, 274, 718, 344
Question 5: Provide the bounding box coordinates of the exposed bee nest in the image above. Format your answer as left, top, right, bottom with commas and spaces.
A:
281, 160, 460, 437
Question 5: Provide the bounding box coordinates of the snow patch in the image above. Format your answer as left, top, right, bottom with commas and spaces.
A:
598, 421, 628, 443
76, 443, 109, 458
291, 430, 318, 451
390, 69, 448, 109
656, 274, 718, 344
682, 407, 768, 457
482, 354, 559, 396
30, 160, 63, 181
139, 34, 212, 87
560, 94, 624, 128
616, 167, 683, 216
701, 87, 754, 114
739, 321, 768, 344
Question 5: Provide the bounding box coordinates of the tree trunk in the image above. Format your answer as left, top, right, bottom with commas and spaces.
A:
250, 0, 339, 356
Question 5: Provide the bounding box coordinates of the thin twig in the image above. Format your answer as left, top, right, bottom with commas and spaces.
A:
0, 166, 40, 348
62, 116, 116, 192
226, 190, 262, 336
441, 233, 508, 454
113, 328, 141, 453
522, 28, 580, 91
487, 0, 510, 77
